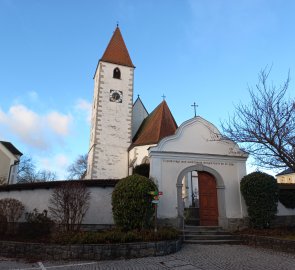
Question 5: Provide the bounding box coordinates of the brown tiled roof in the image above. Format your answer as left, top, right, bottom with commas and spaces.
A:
100, 26, 134, 68
0, 141, 22, 156
131, 100, 178, 148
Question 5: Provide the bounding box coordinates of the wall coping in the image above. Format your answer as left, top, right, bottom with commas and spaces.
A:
0, 179, 119, 191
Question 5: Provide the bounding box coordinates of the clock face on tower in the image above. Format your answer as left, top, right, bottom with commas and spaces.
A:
109, 90, 123, 103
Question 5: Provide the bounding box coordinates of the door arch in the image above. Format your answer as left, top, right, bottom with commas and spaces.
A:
177, 164, 226, 227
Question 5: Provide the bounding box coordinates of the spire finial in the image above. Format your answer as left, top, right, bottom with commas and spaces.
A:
162, 94, 166, 101
191, 102, 198, 117
116, 21, 119, 27
137, 94, 140, 98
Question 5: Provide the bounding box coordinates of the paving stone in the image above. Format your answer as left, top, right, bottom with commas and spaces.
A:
160, 259, 188, 267
1, 244, 295, 269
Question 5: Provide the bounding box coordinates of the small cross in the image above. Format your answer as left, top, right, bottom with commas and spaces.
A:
162, 94, 166, 101
191, 102, 198, 117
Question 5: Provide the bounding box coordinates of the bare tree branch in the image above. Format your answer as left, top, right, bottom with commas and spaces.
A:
66, 154, 87, 180
222, 68, 295, 171
48, 182, 91, 232
17, 155, 57, 183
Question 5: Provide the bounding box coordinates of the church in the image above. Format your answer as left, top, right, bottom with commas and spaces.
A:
1, 26, 294, 230
0, 26, 287, 232
85, 26, 250, 229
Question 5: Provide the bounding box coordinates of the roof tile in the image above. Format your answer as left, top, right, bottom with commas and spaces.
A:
100, 27, 134, 68
131, 100, 177, 147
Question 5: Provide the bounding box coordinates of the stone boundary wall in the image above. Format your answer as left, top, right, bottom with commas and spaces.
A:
0, 239, 182, 260
240, 235, 295, 253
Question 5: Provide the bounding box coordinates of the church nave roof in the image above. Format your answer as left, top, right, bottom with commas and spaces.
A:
131, 100, 178, 148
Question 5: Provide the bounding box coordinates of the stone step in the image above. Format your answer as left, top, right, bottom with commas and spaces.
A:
180, 225, 241, 245
184, 225, 224, 232
183, 239, 242, 245
181, 230, 231, 235
183, 234, 236, 241
185, 218, 200, 226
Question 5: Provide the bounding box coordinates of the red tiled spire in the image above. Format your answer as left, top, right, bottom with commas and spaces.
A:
132, 100, 178, 147
100, 26, 134, 68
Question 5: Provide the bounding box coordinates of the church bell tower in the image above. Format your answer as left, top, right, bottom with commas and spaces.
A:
86, 26, 135, 179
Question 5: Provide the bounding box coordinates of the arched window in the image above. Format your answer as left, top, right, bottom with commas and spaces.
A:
113, 67, 121, 79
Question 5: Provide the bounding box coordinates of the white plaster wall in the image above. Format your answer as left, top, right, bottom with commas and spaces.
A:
277, 174, 295, 184
129, 144, 155, 168
0, 187, 114, 224
132, 98, 148, 138
0, 144, 19, 184
87, 61, 134, 179
149, 116, 248, 222
156, 117, 247, 158
0, 148, 10, 183
277, 202, 295, 216
150, 155, 247, 220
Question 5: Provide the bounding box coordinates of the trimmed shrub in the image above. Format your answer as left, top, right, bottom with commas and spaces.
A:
279, 189, 295, 209
112, 174, 157, 230
240, 172, 279, 228
133, 163, 150, 178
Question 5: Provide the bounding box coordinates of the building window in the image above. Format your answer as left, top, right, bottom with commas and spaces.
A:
113, 68, 121, 79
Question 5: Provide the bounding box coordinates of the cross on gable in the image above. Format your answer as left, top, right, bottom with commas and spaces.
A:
191, 102, 198, 117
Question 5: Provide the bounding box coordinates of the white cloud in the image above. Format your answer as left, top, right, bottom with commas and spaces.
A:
7, 105, 46, 148
38, 153, 69, 179
47, 111, 72, 136
55, 154, 69, 167
0, 104, 72, 150
75, 99, 91, 123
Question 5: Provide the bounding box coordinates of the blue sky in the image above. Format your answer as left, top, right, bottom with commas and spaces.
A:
0, 0, 294, 178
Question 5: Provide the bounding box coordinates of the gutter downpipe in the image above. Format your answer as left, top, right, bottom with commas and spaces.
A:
8, 160, 20, 185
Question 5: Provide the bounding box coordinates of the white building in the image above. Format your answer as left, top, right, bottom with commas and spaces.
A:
0, 141, 22, 184
276, 169, 295, 184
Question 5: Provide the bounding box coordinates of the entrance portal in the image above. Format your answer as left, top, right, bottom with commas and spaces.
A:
183, 171, 218, 226
198, 171, 218, 226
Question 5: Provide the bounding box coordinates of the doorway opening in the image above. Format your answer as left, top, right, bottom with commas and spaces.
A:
182, 171, 218, 226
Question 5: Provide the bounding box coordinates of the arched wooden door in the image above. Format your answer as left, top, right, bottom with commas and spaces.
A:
198, 171, 218, 226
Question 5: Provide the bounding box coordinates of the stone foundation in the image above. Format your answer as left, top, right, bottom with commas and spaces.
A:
158, 218, 180, 228
0, 239, 182, 260
226, 218, 249, 231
